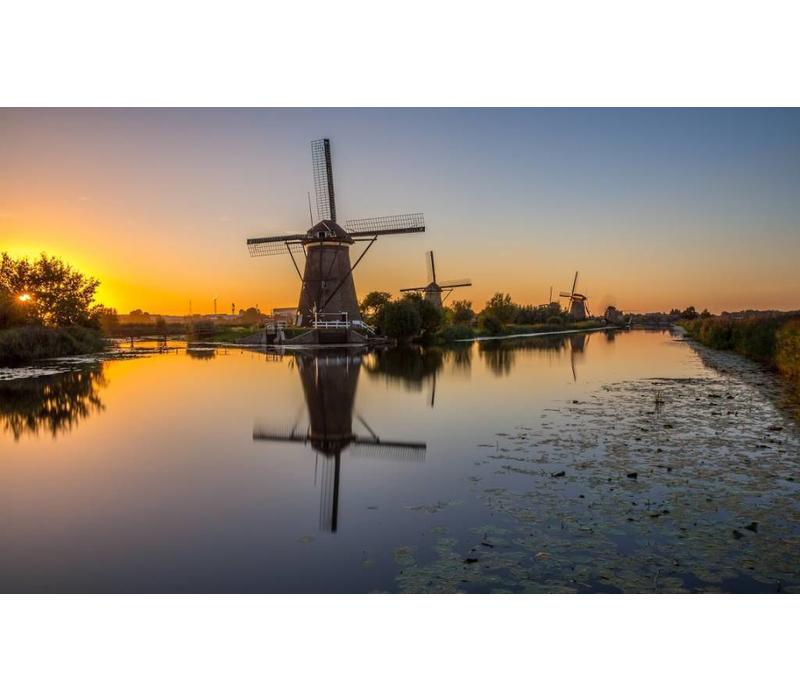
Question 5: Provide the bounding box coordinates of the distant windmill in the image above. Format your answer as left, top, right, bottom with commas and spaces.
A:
252, 352, 426, 532
400, 251, 472, 309
560, 271, 590, 320
247, 139, 425, 330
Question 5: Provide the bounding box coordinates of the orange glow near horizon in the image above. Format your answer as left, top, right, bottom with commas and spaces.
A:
2, 108, 799, 316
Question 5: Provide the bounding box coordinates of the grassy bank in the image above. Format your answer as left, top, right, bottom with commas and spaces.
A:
682, 316, 800, 392
436, 319, 604, 343
0, 325, 107, 365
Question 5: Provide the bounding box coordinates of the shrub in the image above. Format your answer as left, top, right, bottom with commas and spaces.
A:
0, 325, 106, 364
450, 300, 475, 325
438, 324, 474, 342
479, 313, 504, 336
381, 299, 422, 341
483, 293, 517, 323
776, 320, 800, 384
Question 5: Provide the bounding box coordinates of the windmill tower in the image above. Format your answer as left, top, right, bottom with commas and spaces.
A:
400, 251, 472, 309
252, 351, 426, 532
247, 139, 425, 331
560, 271, 590, 320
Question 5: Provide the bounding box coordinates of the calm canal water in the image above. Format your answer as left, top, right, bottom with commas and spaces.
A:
1, 329, 798, 592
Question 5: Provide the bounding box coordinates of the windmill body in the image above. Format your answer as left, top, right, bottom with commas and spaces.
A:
401, 251, 472, 310
247, 139, 425, 332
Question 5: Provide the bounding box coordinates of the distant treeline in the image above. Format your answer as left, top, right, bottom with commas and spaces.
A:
682, 314, 800, 393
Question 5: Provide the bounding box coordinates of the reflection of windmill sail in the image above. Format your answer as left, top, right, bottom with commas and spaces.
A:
568, 333, 589, 383
362, 346, 444, 408
253, 350, 426, 532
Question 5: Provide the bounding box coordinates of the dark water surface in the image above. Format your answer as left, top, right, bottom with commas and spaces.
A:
1, 330, 798, 592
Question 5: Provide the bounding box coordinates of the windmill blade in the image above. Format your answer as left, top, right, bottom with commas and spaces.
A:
247, 234, 306, 257
426, 251, 436, 285
400, 286, 428, 292
346, 213, 425, 238
350, 437, 427, 461
311, 138, 336, 223
571, 271, 579, 296
559, 292, 572, 298
438, 278, 472, 289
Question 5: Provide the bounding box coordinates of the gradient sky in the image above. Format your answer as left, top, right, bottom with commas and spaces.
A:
1, 108, 798, 315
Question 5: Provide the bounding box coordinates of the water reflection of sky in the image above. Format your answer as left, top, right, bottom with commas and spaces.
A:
0, 330, 741, 592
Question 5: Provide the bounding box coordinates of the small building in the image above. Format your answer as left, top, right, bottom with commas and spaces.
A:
272, 307, 298, 326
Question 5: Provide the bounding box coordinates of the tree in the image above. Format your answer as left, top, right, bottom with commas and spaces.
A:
380, 299, 422, 341
360, 291, 392, 324
403, 292, 442, 339
480, 312, 504, 336
681, 306, 699, 320
0, 252, 101, 328
96, 307, 120, 335
238, 306, 262, 325
700, 308, 712, 319
450, 299, 475, 324
483, 292, 517, 323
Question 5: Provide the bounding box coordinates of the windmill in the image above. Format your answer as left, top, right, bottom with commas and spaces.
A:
560, 271, 590, 320
400, 251, 472, 309
252, 351, 426, 532
247, 139, 425, 332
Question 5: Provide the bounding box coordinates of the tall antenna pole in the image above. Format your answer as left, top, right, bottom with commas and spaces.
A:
549, 286, 552, 304
189, 299, 192, 316
307, 192, 314, 227
213, 297, 217, 315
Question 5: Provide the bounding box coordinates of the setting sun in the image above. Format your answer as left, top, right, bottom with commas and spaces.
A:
18, 293, 31, 302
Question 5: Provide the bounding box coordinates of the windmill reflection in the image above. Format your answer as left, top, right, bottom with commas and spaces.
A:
363, 346, 447, 407
475, 332, 593, 382
569, 333, 589, 383
253, 350, 426, 532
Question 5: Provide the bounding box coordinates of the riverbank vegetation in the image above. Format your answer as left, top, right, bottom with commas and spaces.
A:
1, 252, 109, 364
682, 314, 800, 393
359, 290, 602, 344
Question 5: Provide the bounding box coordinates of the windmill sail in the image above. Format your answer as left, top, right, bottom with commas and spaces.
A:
311, 138, 336, 223
247, 138, 425, 329
438, 278, 472, 288
247, 234, 306, 257
346, 213, 425, 238
427, 250, 436, 285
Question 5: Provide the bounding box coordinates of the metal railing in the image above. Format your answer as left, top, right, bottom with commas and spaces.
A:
312, 320, 350, 329
309, 319, 376, 334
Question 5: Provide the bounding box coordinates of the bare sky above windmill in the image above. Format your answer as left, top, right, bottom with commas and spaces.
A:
1, 108, 798, 315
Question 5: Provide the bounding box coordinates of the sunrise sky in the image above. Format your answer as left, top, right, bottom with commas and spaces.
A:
1, 108, 798, 315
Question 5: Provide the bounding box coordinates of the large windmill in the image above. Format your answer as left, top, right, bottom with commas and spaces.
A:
247, 139, 425, 332
252, 351, 426, 532
400, 251, 472, 309
560, 271, 591, 320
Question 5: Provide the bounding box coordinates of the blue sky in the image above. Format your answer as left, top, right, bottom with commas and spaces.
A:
1, 108, 798, 313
